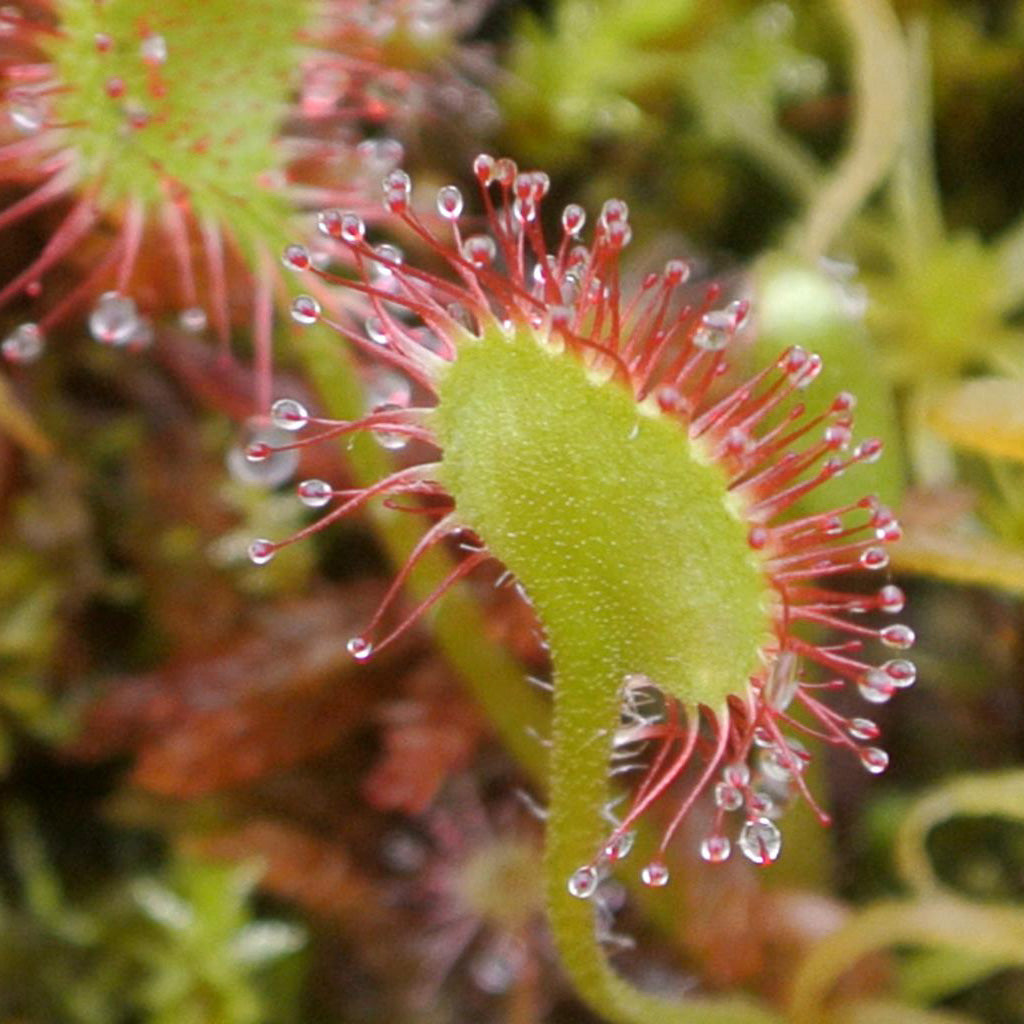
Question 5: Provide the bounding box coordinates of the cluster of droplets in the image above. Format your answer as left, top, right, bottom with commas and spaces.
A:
566, 560, 916, 896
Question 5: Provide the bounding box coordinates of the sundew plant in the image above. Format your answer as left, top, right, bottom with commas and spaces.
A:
2, 2, 1024, 1024
250, 156, 911, 1021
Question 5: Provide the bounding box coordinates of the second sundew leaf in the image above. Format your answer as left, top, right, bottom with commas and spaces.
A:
434, 326, 772, 710
50, 0, 305, 237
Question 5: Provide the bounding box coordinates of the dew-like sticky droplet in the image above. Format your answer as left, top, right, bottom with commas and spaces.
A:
714, 783, 743, 811
290, 295, 321, 326
245, 442, 272, 462
603, 831, 636, 862
140, 33, 167, 64
568, 865, 598, 899
436, 184, 463, 220
848, 717, 880, 741
824, 424, 852, 449
247, 539, 276, 565
281, 245, 310, 272
358, 138, 404, 172
382, 169, 412, 214
760, 746, 798, 784
561, 203, 586, 236
878, 584, 905, 614
270, 398, 309, 431
883, 658, 917, 688
664, 259, 690, 286
859, 546, 890, 571
469, 942, 523, 995
640, 862, 669, 888
228, 422, 298, 488
371, 243, 402, 277
700, 836, 732, 863
856, 438, 884, 464
860, 747, 889, 774
693, 310, 732, 351
364, 316, 390, 346
178, 306, 207, 333
462, 234, 496, 267
89, 291, 140, 346
858, 669, 895, 705
2, 322, 44, 364
339, 212, 366, 244
298, 478, 333, 508
738, 818, 782, 864
317, 208, 342, 238
9, 97, 43, 133
880, 624, 915, 650
347, 636, 373, 661
472, 153, 494, 184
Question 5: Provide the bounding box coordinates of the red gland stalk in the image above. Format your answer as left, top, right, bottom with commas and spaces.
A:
256, 153, 913, 882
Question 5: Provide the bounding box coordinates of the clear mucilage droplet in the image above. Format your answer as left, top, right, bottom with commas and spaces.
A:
858, 668, 896, 705
860, 747, 889, 774
1, 322, 44, 363
602, 831, 635, 862
693, 310, 733, 351
883, 659, 916, 688
436, 185, 464, 220
228, 421, 298, 489
290, 295, 321, 326
568, 865, 598, 899
139, 33, 167, 63
281, 245, 311, 272
738, 817, 782, 864
640, 861, 670, 888
270, 398, 310, 432
297, 478, 333, 508
723, 762, 751, 788
178, 306, 207, 333
371, 243, 403, 278
347, 636, 373, 661
880, 624, 915, 650
848, 717, 879, 741
700, 835, 732, 863
247, 538, 276, 565
714, 783, 743, 811
860, 546, 890, 571
462, 234, 496, 267
89, 291, 140, 346
469, 939, 525, 995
